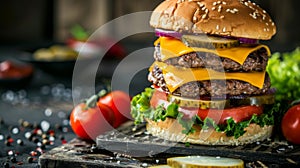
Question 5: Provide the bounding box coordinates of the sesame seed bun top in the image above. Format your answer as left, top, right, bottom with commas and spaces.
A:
150, 0, 276, 40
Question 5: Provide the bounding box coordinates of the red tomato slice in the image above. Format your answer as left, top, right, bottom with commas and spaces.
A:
150, 89, 168, 108
150, 89, 263, 124
196, 106, 263, 124
98, 90, 131, 128
70, 103, 115, 140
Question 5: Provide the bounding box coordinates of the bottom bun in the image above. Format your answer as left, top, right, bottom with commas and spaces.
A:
146, 118, 273, 146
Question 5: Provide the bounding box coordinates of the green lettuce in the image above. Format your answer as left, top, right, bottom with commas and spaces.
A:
267, 47, 300, 101
131, 88, 280, 139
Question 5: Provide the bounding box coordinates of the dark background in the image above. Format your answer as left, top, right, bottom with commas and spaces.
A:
0, 1, 299, 167
0, 0, 299, 52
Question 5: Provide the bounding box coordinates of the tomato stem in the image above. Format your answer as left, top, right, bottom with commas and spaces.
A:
97, 89, 107, 98
85, 95, 98, 109
291, 99, 300, 106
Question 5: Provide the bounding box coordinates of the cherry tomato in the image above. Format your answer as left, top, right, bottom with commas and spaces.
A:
281, 104, 300, 144
70, 103, 115, 140
98, 90, 131, 128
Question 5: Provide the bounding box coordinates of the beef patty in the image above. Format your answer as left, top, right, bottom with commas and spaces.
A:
148, 65, 271, 98
154, 45, 269, 72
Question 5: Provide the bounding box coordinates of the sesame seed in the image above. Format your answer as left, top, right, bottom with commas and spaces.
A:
202, 6, 206, 11
222, 1, 227, 5
271, 22, 275, 26
230, 10, 236, 14
197, 2, 204, 7
220, 15, 225, 19
244, 2, 248, 6
212, 7, 216, 10
213, 2, 217, 6
263, 10, 266, 13
266, 23, 269, 26
269, 19, 272, 22
266, 28, 270, 31
226, 9, 230, 12
216, 25, 220, 30
205, 9, 209, 13
250, 13, 257, 19
193, 16, 197, 22
222, 27, 226, 32
233, 8, 239, 12
218, 7, 222, 12
217, 1, 221, 4
202, 14, 207, 19
263, 28, 267, 32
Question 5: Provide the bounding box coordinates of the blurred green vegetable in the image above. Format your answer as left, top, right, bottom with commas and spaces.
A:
70, 25, 89, 41
267, 47, 300, 101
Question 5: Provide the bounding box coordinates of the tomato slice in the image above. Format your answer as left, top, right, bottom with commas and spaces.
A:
196, 105, 263, 124
150, 89, 263, 124
150, 89, 168, 108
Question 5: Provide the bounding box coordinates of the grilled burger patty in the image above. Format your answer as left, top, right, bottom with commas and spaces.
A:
148, 65, 271, 98
154, 45, 269, 72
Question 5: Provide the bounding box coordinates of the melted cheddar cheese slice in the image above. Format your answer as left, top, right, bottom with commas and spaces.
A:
150, 61, 266, 93
154, 37, 271, 65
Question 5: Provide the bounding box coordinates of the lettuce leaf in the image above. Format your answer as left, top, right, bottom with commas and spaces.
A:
131, 88, 279, 139
267, 47, 300, 101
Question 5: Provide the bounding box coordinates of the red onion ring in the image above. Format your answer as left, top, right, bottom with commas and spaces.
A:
155, 29, 182, 39
220, 35, 259, 44
238, 37, 259, 44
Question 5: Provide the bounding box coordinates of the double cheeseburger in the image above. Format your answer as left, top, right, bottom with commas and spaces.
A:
131, 0, 277, 145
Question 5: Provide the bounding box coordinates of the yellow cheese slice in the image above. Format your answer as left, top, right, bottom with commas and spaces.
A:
154, 37, 271, 65
150, 61, 266, 93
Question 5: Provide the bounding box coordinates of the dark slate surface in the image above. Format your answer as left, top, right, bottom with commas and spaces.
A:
96, 122, 300, 168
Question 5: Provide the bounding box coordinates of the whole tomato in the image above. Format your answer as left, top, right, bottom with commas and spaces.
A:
281, 104, 300, 144
98, 90, 131, 128
70, 103, 115, 140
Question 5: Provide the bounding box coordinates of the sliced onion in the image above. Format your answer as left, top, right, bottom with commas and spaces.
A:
220, 35, 259, 44
155, 29, 182, 39
238, 37, 259, 44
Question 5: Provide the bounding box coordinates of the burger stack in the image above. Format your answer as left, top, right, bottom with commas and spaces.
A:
131, 0, 277, 145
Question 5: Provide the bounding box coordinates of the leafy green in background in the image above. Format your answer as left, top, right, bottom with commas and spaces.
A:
70, 24, 89, 41
267, 47, 300, 101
